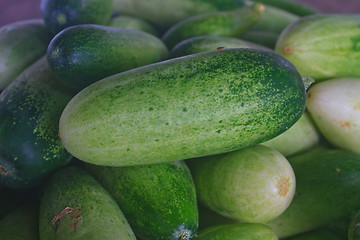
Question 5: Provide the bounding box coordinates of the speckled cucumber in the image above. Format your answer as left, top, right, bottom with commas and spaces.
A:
47, 24, 169, 92
0, 19, 52, 90
161, 3, 265, 49
39, 166, 136, 240
40, 0, 113, 35
59, 48, 306, 167
85, 161, 198, 240
194, 223, 278, 240
0, 56, 73, 189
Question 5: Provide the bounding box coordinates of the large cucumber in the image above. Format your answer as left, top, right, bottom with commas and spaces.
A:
0, 57, 73, 189
85, 161, 198, 240
0, 19, 52, 90
275, 14, 360, 81
59, 48, 306, 166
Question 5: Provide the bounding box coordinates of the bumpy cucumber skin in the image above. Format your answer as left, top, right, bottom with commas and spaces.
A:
39, 166, 136, 240
0, 57, 73, 189
265, 147, 360, 238
275, 14, 360, 81
40, 0, 113, 35
59, 48, 306, 167
0, 19, 52, 90
162, 4, 265, 49
195, 223, 278, 240
47, 24, 169, 92
86, 161, 198, 240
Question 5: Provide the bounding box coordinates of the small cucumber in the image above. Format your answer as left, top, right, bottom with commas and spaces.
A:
108, 15, 159, 36
265, 147, 360, 238
86, 161, 198, 240
248, 0, 318, 16
40, 0, 113, 34
0, 57, 73, 189
0, 19, 52, 90
162, 4, 265, 49
194, 223, 278, 240
187, 144, 295, 223
275, 14, 360, 81
39, 166, 136, 240
59, 48, 306, 166
170, 35, 270, 58
47, 24, 169, 92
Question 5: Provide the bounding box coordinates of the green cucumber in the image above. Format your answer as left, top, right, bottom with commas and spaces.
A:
285, 230, 340, 240
85, 161, 198, 240
240, 30, 279, 49
47, 24, 169, 92
275, 14, 360, 81
39, 166, 136, 240
170, 35, 270, 58
108, 15, 159, 36
40, 0, 113, 35
59, 48, 306, 166
265, 147, 360, 238
0, 57, 73, 189
248, 0, 318, 16
187, 144, 295, 223
194, 223, 278, 240
161, 4, 265, 49
0, 19, 52, 90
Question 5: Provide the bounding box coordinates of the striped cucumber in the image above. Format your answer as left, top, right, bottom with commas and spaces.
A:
59, 48, 306, 167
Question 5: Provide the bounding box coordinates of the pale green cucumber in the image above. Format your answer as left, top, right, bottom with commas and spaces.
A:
275, 14, 360, 81
59, 48, 306, 166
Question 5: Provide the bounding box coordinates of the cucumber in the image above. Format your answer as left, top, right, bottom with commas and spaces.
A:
108, 15, 159, 36
47, 24, 169, 92
170, 35, 270, 58
40, 0, 113, 34
306, 78, 360, 155
0, 19, 52, 90
248, 0, 318, 16
240, 30, 279, 49
265, 147, 360, 238
187, 144, 296, 223
39, 166, 136, 240
85, 161, 198, 240
275, 14, 360, 81
0, 56, 73, 189
0, 201, 39, 240
161, 4, 265, 49
262, 111, 320, 157
194, 223, 278, 240
59, 48, 306, 166
285, 230, 340, 240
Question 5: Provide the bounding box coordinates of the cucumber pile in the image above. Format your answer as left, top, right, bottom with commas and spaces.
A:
1, 0, 360, 239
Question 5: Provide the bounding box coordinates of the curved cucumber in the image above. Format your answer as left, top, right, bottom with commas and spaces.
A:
86, 161, 198, 240
0, 57, 73, 189
47, 24, 169, 92
0, 19, 52, 90
275, 14, 360, 81
39, 166, 136, 240
59, 48, 306, 166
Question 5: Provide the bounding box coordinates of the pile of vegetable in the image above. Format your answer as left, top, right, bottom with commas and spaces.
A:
1, 0, 360, 239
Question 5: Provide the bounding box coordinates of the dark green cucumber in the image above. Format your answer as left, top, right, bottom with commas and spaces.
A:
40, 0, 113, 35
39, 166, 136, 239
0, 201, 39, 240
265, 147, 360, 238
59, 48, 306, 166
240, 30, 279, 49
86, 161, 198, 240
0, 19, 52, 90
108, 15, 159, 36
247, 0, 318, 16
0, 57, 73, 189
195, 223, 278, 240
47, 24, 169, 92
161, 4, 265, 49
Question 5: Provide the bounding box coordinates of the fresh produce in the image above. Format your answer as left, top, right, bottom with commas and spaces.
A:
59, 48, 306, 167
107, 15, 159, 36
248, 0, 318, 16
348, 209, 360, 240
47, 24, 169, 92
240, 30, 279, 49
285, 229, 341, 240
0, 19, 52, 90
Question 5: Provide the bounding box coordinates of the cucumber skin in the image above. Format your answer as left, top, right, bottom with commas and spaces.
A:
86, 161, 198, 240
47, 24, 169, 92
0, 19, 52, 91
248, 0, 317, 16
107, 15, 159, 37
59, 48, 306, 166
39, 166, 136, 240
265, 147, 360, 238
0, 57, 73, 189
